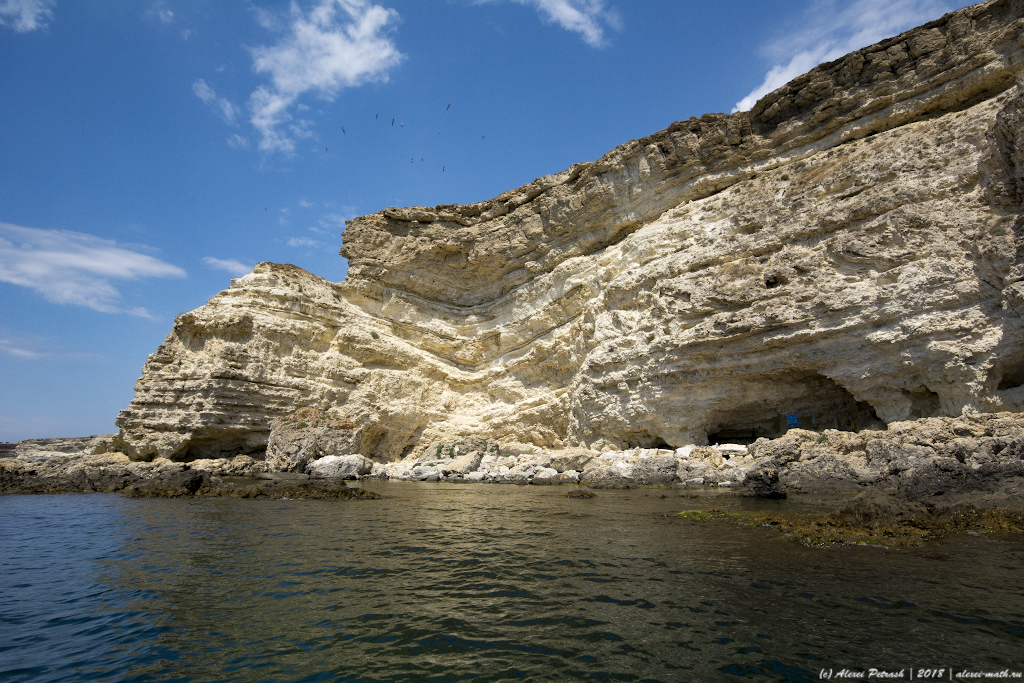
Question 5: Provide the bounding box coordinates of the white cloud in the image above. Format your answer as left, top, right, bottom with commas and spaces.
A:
512, 0, 618, 47
247, 0, 404, 153
476, 0, 618, 47
0, 223, 186, 316
192, 79, 238, 124
159, 9, 174, 23
734, 0, 957, 112
288, 236, 324, 248
202, 256, 252, 277
0, 0, 54, 32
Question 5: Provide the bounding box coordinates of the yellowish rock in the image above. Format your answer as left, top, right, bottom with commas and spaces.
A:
116, 1, 1024, 462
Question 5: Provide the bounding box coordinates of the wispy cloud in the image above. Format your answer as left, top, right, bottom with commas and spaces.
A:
247, 0, 404, 154
287, 236, 324, 248
308, 210, 355, 234
226, 133, 250, 149
0, 332, 107, 362
0, 335, 44, 359
202, 256, 252, 277
734, 0, 957, 112
514, 0, 618, 47
0, 0, 54, 32
0, 222, 186, 317
192, 78, 238, 124
476, 0, 619, 47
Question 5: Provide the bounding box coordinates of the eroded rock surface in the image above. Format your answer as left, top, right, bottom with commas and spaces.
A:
113, 1, 1024, 468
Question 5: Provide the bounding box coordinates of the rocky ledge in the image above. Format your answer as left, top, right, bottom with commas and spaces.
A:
0, 436, 378, 500
4, 412, 1024, 509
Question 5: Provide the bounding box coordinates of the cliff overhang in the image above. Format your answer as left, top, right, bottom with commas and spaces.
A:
114, 0, 1024, 465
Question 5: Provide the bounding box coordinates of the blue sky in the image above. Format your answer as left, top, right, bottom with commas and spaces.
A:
0, 0, 976, 441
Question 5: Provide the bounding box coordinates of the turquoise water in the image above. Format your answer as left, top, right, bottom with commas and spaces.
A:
1, 483, 1023, 682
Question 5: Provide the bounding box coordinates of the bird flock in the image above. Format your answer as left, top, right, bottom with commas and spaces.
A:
324, 102, 485, 175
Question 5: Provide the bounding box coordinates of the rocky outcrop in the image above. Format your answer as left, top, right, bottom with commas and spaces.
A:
0, 436, 377, 499
5, 414, 1024, 506
114, 1, 1024, 468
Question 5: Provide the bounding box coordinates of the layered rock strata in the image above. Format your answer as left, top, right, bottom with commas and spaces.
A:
115, 0, 1024, 468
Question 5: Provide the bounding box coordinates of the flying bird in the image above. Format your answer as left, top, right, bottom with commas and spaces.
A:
400, 123, 404, 128
482, 135, 485, 139
342, 127, 346, 134
442, 166, 445, 172
392, 118, 395, 125
376, 113, 379, 119
447, 103, 451, 110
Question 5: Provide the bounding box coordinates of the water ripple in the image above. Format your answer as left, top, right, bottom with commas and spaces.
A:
2, 486, 1024, 681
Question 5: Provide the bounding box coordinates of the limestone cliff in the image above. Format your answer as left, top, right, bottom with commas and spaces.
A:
117, 0, 1024, 462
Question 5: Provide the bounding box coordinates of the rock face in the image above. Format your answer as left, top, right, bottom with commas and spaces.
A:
116, 0, 1024, 464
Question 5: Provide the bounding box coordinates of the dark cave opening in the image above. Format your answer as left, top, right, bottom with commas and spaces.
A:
903, 386, 941, 419
705, 373, 884, 445
623, 433, 672, 450
181, 434, 268, 462
997, 357, 1024, 391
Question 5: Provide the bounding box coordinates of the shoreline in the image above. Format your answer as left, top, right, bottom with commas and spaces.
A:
3, 412, 1024, 508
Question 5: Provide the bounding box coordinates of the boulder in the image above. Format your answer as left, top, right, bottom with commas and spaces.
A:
307, 454, 374, 479
631, 455, 680, 486
441, 450, 484, 475
549, 450, 596, 473
531, 467, 560, 484
265, 424, 361, 473
742, 461, 787, 499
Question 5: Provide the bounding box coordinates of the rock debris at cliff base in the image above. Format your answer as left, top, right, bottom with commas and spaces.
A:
4, 413, 1024, 511
94, 0, 1024, 480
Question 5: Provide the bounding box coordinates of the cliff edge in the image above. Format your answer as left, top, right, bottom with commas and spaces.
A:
115, 0, 1024, 465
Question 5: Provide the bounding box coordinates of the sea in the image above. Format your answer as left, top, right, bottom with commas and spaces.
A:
1, 482, 1022, 682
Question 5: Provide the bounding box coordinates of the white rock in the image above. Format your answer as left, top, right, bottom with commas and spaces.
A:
306, 454, 373, 479
410, 465, 439, 481
531, 467, 559, 485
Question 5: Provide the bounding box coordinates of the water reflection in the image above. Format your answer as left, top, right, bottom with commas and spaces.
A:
2, 485, 1023, 682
